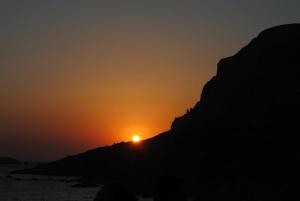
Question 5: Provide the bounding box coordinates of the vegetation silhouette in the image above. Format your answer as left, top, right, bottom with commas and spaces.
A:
14, 24, 300, 200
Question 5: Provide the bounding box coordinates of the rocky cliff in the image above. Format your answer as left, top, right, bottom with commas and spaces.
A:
172, 24, 300, 132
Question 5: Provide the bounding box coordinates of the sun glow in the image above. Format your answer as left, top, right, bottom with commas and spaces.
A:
132, 135, 141, 143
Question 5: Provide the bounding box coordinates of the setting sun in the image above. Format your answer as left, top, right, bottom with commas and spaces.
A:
132, 135, 141, 143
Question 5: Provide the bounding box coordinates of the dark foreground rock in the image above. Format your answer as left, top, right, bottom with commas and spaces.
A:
93, 182, 138, 201
14, 24, 300, 200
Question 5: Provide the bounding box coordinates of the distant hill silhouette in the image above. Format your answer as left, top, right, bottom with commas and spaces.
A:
14, 24, 300, 200
0, 157, 21, 164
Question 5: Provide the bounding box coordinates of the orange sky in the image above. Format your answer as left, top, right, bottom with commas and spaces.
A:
1, 1, 299, 160
1, 27, 216, 160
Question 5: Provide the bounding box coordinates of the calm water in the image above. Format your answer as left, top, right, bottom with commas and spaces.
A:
0, 164, 152, 201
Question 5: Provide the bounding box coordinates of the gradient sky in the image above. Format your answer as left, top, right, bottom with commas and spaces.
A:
1, 0, 300, 161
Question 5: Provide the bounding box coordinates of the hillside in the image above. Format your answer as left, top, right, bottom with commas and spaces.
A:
14, 24, 300, 199
0, 157, 21, 164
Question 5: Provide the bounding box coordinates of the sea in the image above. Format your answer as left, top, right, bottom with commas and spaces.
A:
0, 164, 152, 201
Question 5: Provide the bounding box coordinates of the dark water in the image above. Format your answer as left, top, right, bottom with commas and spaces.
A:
0, 164, 152, 201
0, 164, 99, 201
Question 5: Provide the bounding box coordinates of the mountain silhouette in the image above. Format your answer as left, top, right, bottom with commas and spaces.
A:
0, 157, 21, 164
14, 24, 300, 200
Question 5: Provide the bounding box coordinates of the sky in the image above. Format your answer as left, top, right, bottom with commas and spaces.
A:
1, 0, 300, 161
